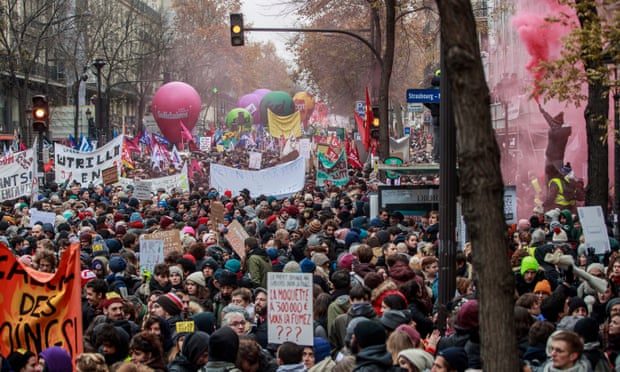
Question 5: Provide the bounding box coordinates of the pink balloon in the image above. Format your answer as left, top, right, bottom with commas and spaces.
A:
151, 82, 201, 144
236, 93, 263, 125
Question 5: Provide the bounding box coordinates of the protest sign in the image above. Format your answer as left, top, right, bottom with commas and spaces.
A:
267, 272, 313, 346
101, 166, 119, 185
139, 239, 164, 274
29, 208, 56, 227
210, 201, 225, 226
578, 206, 611, 255
0, 242, 82, 363
225, 220, 249, 259
210, 156, 305, 199
133, 180, 153, 200
141, 229, 182, 256
0, 148, 37, 202
55, 135, 123, 185
248, 151, 262, 169
117, 163, 188, 195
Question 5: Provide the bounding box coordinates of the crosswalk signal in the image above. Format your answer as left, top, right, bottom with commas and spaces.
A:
32, 95, 49, 132
230, 13, 244, 46
370, 106, 380, 139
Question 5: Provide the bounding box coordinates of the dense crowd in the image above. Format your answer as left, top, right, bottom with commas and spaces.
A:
0, 156, 619, 372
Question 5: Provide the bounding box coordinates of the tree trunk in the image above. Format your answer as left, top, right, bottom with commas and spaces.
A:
575, 0, 610, 215
435, 0, 519, 370
378, 0, 395, 161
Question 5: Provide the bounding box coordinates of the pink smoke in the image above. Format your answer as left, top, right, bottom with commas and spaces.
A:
512, 0, 575, 101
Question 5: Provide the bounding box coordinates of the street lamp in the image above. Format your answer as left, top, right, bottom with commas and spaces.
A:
611, 64, 620, 240
85, 108, 93, 138
92, 58, 106, 143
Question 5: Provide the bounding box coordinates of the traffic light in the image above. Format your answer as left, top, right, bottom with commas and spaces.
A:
370, 106, 380, 139
230, 13, 244, 46
32, 95, 49, 132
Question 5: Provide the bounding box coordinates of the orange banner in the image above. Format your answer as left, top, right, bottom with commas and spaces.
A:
0, 243, 83, 362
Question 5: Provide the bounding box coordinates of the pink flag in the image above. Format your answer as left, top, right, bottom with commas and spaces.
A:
179, 120, 194, 142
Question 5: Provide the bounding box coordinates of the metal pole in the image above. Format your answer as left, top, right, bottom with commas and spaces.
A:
614, 66, 620, 241
96, 71, 102, 143
74, 82, 79, 141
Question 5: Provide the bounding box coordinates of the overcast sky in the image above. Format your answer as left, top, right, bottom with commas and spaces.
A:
241, 0, 301, 62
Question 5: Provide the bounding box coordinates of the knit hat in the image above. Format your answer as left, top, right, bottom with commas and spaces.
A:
283, 261, 301, 273
182, 253, 197, 264
354, 320, 386, 348
109, 256, 127, 273
39, 346, 72, 372
380, 310, 409, 331
7, 349, 36, 371
606, 298, 620, 317
91, 256, 108, 271
396, 324, 421, 347
202, 257, 219, 270
520, 256, 539, 276
105, 238, 122, 254
456, 299, 479, 330
398, 349, 434, 371
345, 317, 369, 348
169, 265, 184, 280
369, 217, 383, 228
182, 331, 211, 364
265, 215, 278, 227
531, 229, 546, 245
156, 292, 183, 316
568, 297, 587, 316
224, 259, 241, 273
81, 269, 97, 287
307, 219, 322, 234
438, 347, 468, 372
338, 253, 355, 271
375, 230, 391, 245
209, 326, 239, 363
313, 337, 331, 363
300, 258, 316, 273
160, 216, 174, 229
182, 226, 195, 236
186, 271, 206, 287
533, 279, 552, 295
552, 228, 568, 243
574, 317, 599, 343
311, 253, 330, 267
192, 311, 216, 335
218, 270, 238, 287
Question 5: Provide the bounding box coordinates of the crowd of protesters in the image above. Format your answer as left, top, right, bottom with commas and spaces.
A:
0, 150, 619, 372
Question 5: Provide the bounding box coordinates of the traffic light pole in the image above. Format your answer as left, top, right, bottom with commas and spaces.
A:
244, 27, 383, 68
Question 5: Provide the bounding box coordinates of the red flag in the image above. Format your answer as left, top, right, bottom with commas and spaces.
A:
365, 86, 373, 134
346, 139, 363, 169
123, 136, 140, 153
354, 112, 370, 151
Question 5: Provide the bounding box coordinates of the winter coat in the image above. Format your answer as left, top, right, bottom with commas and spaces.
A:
387, 261, 416, 286
202, 360, 242, 372
327, 294, 350, 335
370, 280, 404, 316
168, 354, 198, 372
352, 344, 394, 372
246, 248, 273, 288
329, 302, 377, 353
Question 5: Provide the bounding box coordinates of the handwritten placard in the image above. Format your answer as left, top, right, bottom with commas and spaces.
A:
225, 220, 249, 259
139, 239, 164, 274
133, 180, 152, 200
267, 272, 313, 346
176, 321, 195, 334
102, 166, 119, 185
29, 208, 56, 227
210, 201, 225, 226
141, 229, 182, 257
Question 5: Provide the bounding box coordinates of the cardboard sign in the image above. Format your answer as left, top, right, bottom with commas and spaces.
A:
141, 229, 182, 256
210, 201, 225, 226
139, 239, 164, 274
102, 166, 119, 185
225, 220, 249, 259
0, 243, 83, 363
29, 208, 56, 227
267, 272, 313, 346
133, 180, 153, 200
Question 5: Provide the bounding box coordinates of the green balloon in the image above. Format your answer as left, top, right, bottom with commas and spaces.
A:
226, 108, 253, 129
260, 91, 295, 124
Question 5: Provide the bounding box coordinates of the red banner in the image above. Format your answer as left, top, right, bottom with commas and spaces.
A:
0, 243, 83, 363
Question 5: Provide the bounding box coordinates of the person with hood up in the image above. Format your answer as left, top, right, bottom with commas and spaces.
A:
351, 320, 395, 371
330, 285, 378, 354
129, 331, 168, 372
436, 299, 481, 369
38, 346, 73, 372
244, 236, 272, 288
167, 331, 210, 372
94, 323, 130, 366
203, 327, 242, 371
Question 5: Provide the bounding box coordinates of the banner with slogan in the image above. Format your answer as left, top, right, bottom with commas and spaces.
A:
267, 109, 302, 139
210, 156, 305, 199
317, 147, 349, 187
267, 272, 313, 346
55, 135, 123, 185
0, 242, 82, 362
117, 162, 189, 195
0, 148, 37, 202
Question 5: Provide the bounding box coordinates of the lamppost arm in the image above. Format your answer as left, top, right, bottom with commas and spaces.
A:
245, 27, 383, 68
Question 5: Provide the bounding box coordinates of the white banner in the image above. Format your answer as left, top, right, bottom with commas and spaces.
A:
210, 156, 305, 199
54, 136, 123, 185
118, 162, 189, 194
0, 148, 37, 202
